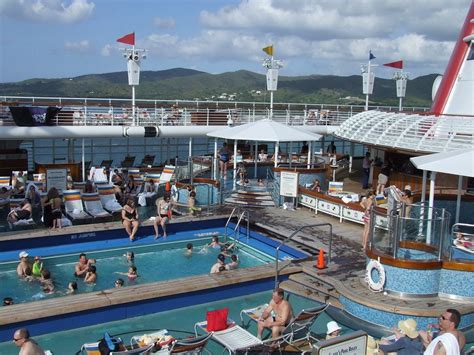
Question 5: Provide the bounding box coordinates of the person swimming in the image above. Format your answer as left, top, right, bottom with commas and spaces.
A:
116, 265, 138, 281
185, 243, 193, 256
208, 236, 222, 249
31, 256, 43, 278
66, 281, 77, 294
124, 251, 135, 263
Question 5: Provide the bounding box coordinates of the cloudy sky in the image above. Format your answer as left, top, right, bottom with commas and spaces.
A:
0, 0, 472, 83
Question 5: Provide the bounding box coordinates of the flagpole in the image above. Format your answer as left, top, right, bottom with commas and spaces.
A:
132, 43, 136, 126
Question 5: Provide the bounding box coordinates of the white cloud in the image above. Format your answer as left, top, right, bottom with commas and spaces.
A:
101, 44, 115, 57
65, 39, 90, 53
153, 16, 176, 28
0, 0, 94, 24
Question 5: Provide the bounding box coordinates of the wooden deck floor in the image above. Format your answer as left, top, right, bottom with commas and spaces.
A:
0, 262, 300, 326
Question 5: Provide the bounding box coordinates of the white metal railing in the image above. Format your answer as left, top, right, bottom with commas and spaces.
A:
0, 96, 429, 128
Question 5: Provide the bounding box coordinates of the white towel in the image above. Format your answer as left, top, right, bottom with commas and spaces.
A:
424, 332, 459, 355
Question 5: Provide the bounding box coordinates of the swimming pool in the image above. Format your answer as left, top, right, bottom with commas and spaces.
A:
0, 290, 338, 354
0, 217, 308, 342
0, 238, 273, 304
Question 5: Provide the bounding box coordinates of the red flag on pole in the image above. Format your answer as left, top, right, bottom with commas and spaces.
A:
117, 32, 135, 46
383, 60, 403, 69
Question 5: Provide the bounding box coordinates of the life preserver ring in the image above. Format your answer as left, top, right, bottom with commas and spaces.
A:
365, 258, 385, 292
170, 185, 179, 202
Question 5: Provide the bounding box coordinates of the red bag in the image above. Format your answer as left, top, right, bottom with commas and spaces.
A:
206, 308, 229, 331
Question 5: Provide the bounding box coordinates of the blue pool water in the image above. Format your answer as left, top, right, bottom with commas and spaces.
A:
0, 238, 272, 304
0, 290, 338, 355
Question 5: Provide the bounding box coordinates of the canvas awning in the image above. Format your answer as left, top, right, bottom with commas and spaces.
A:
410, 149, 474, 177
207, 119, 322, 142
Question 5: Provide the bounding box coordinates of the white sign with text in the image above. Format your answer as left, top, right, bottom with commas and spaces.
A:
280, 171, 299, 197
46, 169, 68, 192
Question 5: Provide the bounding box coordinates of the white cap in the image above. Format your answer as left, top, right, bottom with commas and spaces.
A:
19, 251, 29, 258
326, 321, 341, 335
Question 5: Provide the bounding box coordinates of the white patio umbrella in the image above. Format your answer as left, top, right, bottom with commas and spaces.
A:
207, 119, 322, 185
410, 148, 474, 226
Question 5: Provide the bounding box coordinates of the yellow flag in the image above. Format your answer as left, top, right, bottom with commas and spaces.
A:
262, 45, 273, 56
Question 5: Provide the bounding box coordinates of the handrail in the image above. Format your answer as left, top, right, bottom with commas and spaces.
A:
274, 223, 333, 288
224, 207, 250, 248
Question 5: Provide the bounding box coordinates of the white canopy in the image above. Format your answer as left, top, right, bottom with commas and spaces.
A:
410, 148, 474, 177
207, 119, 322, 142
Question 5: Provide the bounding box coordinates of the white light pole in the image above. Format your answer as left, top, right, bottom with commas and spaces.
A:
394, 71, 408, 111
361, 52, 377, 111
262, 46, 283, 119
121, 47, 146, 125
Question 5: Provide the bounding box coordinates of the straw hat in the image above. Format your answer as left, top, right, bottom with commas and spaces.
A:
398, 318, 419, 339
366, 335, 379, 354
404, 185, 412, 191
326, 321, 341, 335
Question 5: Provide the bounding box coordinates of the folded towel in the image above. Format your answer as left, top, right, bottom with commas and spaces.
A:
424, 333, 459, 355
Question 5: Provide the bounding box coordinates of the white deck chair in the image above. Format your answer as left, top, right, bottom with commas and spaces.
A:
7, 198, 36, 229
92, 167, 108, 183
63, 190, 92, 221
160, 165, 176, 183
240, 303, 329, 346
0, 176, 11, 188
97, 184, 123, 213
82, 192, 112, 218
194, 320, 262, 355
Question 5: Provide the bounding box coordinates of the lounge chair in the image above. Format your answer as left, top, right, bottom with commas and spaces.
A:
63, 189, 93, 222
160, 165, 176, 183
121, 156, 136, 168
194, 322, 262, 355
168, 333, 212, 354
140, 154, 155, 167
7, 198, 36, 229
90, 167, 108, 183
240, 303, 329, 349
100, 159, 114, 169
82, 192, 112, 219
81, 331, 156, 355
0, 176, 11, 188
73, 181, 87, 191
97, 184, 123, 213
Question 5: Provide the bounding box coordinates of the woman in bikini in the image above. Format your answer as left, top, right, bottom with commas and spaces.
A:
360, 190, 375, 251
122, 199, 139, 241
154, 195, 172, 239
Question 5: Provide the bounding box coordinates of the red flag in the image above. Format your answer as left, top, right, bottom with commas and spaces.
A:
383, 60, 403, 69
117, 32, 135, 46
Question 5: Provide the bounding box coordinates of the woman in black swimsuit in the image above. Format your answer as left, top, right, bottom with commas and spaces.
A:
122, 199, 139, 241
218, 142, 231, 179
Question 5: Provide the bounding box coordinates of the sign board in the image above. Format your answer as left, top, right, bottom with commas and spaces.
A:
280, 171, 299, 197
312, 330, 368, 355
46, 169, 68, 192
328, 181, 343, 196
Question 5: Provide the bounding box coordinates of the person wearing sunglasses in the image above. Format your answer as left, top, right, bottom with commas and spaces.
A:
12, 328, 45, 354
422, 309, 465, 355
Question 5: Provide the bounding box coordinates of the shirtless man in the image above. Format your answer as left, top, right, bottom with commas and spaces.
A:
17, 251, 32, 278
422, 308, 465, 354
74, 253, 96, 278
13, 328, 46, 355
257, 288, 293, 339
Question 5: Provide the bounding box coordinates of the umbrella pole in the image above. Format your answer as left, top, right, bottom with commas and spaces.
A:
307, 141, 312, 169
456, 175, 462, 223
274, 142, 279, 168
427, 171, 436, 244
213, 139, 218, 180
233, 140, 238, 190
254, 141, 258, 179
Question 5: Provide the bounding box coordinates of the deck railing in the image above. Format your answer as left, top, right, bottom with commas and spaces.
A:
0, 96, 430, 128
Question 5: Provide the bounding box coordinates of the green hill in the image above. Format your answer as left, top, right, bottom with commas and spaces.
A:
0, 68, 437, 107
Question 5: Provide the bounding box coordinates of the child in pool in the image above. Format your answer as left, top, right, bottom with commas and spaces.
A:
124, 251, 135, 263
116, 265, 139, 281
84, 265, 97, 284
40, 269, 55, 293
185, 243, 193, 256
66, 281, 77, 294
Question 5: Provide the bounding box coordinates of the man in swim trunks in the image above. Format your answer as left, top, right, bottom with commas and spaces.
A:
17, 251, 32, 278
74, 253, 96, 278
421, 308, 465, 354
13, 328, 46, 355
8, 198, 32, 224
257, 288, 293, 340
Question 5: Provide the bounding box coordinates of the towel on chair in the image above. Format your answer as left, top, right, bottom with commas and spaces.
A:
424, 332, 459, 355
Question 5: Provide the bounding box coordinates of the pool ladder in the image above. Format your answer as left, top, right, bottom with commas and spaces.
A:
224, 207, 250, 248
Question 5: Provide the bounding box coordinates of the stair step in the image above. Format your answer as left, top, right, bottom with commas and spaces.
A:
289, 273, 339, 298
280, 280, 343, 309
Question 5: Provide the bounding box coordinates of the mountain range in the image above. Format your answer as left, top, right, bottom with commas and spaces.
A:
0, 68, 438, 107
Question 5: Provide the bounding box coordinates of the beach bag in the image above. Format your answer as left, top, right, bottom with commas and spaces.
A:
206, 308, 229, 331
